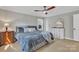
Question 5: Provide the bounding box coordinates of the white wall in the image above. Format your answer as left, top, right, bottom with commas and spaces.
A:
0, 8, 79, 39
0, 9, 42, 31
44, 10, 79, 39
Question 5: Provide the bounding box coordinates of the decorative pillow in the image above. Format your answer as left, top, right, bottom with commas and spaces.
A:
41, 32, 54, 43
16, 27, 24, 33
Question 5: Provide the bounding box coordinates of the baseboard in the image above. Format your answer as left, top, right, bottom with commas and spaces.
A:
65, 38, 72, 40
65, 38, 79, 41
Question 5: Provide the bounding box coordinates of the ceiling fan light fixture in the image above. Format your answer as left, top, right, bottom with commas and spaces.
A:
43, 11, 48, 15
45, 12, 48, 15
43, 11, 46, 13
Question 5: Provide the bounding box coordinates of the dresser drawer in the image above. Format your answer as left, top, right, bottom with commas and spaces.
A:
0, 31, 17, 45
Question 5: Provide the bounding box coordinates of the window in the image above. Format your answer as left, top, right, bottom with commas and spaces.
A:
37, 19, 44, 30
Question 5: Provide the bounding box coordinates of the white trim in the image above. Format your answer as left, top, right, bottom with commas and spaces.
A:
65, 37, 79, 41
65, 37, 72, 40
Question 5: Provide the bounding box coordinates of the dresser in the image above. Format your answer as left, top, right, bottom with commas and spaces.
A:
51, 27, 65, 39
0, 31, 17, 45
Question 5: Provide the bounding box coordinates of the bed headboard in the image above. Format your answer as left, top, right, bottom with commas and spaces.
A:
16, 26, 37, 32
26, 26, 37, 30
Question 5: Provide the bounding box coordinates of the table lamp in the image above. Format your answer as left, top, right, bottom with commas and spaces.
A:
4, 23, 17, 51
4, 23, 9, 31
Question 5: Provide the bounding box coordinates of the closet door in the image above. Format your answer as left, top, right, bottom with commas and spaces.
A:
73, 14, 79, 41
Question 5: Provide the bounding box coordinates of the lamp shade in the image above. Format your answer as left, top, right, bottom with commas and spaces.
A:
56, 21, 63, 25
56, 21, 64, 27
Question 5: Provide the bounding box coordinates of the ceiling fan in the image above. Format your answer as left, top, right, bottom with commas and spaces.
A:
34, 6, 55, 15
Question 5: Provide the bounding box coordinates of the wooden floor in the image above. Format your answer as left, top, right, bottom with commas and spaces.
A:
37, 39, 79, 52
0, 42, 21, 52
1, 39, 79, 52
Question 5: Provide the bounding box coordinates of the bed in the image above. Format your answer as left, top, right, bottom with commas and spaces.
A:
15, 26, 54, 52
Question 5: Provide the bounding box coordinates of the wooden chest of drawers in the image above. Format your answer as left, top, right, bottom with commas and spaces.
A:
0, 31, 16, 45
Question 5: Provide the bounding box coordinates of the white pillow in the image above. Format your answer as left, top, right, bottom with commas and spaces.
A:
24, 28, 36, 32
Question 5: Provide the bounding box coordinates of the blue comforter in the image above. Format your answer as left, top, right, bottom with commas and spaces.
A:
15, 31, 53, 52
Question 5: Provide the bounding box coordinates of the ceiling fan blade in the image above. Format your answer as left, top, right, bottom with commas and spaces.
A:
47, 6, 55, 11
34, 10, 44, 12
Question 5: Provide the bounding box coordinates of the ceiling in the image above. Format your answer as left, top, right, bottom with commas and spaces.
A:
0, 6, 79, 17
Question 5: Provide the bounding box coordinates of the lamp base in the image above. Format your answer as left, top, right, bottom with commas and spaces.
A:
4, 44, 17, 51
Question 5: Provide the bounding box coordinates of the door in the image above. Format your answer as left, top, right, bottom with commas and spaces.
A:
73, 14, 79, 41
